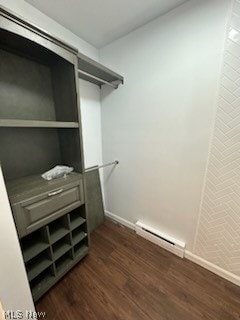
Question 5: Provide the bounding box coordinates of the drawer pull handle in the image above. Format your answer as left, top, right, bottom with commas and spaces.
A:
48, 189, 63, 197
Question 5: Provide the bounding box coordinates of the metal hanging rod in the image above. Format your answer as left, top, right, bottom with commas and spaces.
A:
85, 160, 119, 172
78, 69, 119, 89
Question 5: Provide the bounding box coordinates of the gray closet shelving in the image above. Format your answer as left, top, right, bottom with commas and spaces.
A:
78, 52, 123, 88
0, 5, 88, 301
0, 5, 123, 302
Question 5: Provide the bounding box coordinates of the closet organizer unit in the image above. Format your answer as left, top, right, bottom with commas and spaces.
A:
0, 6, 123, 302
0, 6, 88, 302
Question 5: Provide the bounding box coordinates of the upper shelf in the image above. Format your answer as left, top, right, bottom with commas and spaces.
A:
78, 52, 124, 89
0, 5, 78, 56
0, 6, 123, 90
0, 119, 79, 128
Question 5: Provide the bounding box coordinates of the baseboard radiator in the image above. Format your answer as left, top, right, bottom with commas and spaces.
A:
135, 221, 186, 258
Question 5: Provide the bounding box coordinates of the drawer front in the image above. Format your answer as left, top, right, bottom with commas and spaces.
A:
13, 180, 84, 238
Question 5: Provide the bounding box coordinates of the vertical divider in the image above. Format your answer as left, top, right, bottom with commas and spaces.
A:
66, 213, 71, 231
46, 225, 56, 276
67, 213, 75, 259
62, 214, 71, 231
70, 248, 75, 260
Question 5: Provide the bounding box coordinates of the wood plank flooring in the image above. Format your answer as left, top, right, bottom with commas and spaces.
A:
36, 219, 240, 320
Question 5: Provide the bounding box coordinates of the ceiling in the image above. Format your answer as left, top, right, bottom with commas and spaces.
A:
25, 0, 189, 48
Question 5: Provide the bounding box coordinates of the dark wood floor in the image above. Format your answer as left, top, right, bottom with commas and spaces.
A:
36, 219, 240, 320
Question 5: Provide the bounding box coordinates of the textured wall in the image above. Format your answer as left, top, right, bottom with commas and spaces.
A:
194, 0, 240, 277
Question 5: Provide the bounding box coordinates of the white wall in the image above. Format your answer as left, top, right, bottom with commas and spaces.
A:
80, 79, 105, 203
100, 0, 231, 250
0, 167, 35, 319
80, 80, 103, 168
0, 0, 102, 313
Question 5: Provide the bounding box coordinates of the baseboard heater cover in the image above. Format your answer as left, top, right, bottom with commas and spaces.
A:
135, 221, 186, 258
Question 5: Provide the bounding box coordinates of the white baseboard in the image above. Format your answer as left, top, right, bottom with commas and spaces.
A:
104, 210, 135, 230
185, 251, 240, 287
105, 211, 240, 287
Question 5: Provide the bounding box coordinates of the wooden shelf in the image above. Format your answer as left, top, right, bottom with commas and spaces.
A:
74, 244, 88, 259
21, 228, 49, 262
72, 231, 87, 246
27, 254, 53, 281
31, 268, 55, 300
0, 119, 79, 128
50, 224, 70, 244
78, 52, 123, 88
22, 241, 49, 263
55, 251, 73, 275
52, 236, 72, 261
70, 216, 86, 230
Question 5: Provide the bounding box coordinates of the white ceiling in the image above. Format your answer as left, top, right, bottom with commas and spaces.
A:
25, 0, 189, 48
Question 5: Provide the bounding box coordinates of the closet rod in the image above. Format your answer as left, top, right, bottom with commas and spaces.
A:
78, 69, 118, 89
85, 160, 119, 172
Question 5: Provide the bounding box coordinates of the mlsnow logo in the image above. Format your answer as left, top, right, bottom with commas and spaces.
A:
0, 301, 46, 319
3, 310, 46, 319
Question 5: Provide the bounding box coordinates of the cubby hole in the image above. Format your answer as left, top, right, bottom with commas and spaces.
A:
71, 225, 87, 246
49, 215, 70, 244
20, 227, 49, 263
69, 206, 86, 230
30, 265, 55, 300
74, 239, 88, 259
55, 249, 74, 275
26, 248, 52, 282
52, 234, 72, 261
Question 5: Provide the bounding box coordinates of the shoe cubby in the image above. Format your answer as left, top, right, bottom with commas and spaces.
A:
30, 265, 55, 301
52, 234, 72, 261
26, 249, 53, 282
20, 227, 49, 263
49, 215, 70, 244
69, 206, 86, 230
74, 239, 88, 259
72, 226, 87, 246
19, 205, 89, 301
55, 249, 74, 276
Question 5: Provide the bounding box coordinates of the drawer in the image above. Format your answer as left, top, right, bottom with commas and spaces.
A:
12, 180, 84, 238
